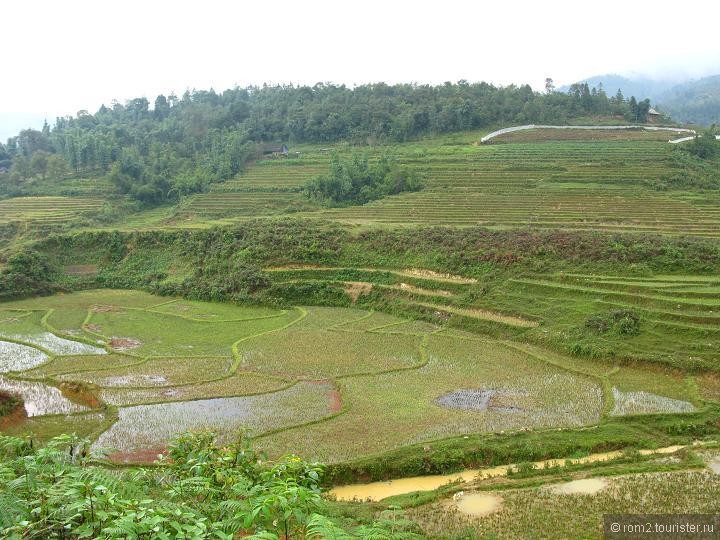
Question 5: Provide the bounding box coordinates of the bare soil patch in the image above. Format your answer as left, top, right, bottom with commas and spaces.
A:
0, 404, 27, 429
62, 328, 82, 335
0, 390, 26, 428
343, 281, 373, 302
415, 302, 538, 328
550, 477, 608, 495
453, 493, 503, 517
65, 264, 98, 276
328, 388, 342, 413
109, 337, 142, 351
85, 323, 102, 332
92, 305, 124, 313
402, 268, 477, 284
397, 283, 452, 297
60, 381, 102, 409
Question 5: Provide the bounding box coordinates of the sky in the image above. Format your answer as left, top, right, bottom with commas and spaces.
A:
2, 0, 720, 140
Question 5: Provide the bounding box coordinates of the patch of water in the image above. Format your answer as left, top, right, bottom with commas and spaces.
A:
6, 332, 106, 356
330, 445, 689, 501
550, 478, 607, 495
611, 388, 695, 416
93, 381, 333, 454
436, 388, 527, 412
455, 493, 503, 517
0, 375, 88, 416
0, 340, 49, 372
101, 375, 168, 387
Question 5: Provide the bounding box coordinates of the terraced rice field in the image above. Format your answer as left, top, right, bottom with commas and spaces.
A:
168, 130, 720, 237
455, 271, 720, 369
315, 140, 717, 235
0, 196, 104, 227
0, 289, 708, 464
173, 192, 309, 221
265, 265, 720, 371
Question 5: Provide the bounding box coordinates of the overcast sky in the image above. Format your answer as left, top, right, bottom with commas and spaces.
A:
2, 0, 719, 140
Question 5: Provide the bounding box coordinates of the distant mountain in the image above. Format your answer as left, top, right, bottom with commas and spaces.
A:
561, 73, 720, 125
657, 75, 720, 126
558, 74, 678, 101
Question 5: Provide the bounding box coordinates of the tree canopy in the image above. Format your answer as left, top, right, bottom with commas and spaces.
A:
1, 81, 651, 204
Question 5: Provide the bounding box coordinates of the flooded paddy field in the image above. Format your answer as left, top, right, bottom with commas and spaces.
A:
0, 290, 711, 467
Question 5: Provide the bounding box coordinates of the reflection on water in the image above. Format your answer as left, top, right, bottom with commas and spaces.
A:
0, 375, 88, 416
330, 445, 689, 501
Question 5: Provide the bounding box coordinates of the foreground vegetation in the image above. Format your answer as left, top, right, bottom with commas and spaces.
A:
0, 430, 422, 539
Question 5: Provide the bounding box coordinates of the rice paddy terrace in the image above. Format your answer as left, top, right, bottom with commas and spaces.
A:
168, 128, 720, 237
264, 265, 720, 373
0, 285, 716, 466
0, 196, 104, 230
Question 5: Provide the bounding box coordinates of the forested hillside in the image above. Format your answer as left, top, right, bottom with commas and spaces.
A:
0, 82, 649, 204
565, 73, 720, 126
658, 75, 720, 125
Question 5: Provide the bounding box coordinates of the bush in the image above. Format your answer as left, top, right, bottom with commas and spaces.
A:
0, 390, 23, 417
304, 152, 423, 206
182, 261, 271, 303
0, 250, 58, 299
585, 309, 641, 336
683, 132, 719, 160
0, 430, 420, 539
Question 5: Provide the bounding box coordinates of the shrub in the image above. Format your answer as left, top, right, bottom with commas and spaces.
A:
585, 309, 641, 336
0, 390, 23, 417
304, 152, 424, 206
0, 250, 58, 299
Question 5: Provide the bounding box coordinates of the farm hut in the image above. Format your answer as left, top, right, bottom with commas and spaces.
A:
262, 143, 289, 156
646, 108, 661, 123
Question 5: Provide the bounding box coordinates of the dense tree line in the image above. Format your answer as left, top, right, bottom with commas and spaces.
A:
1, 81, 650, 204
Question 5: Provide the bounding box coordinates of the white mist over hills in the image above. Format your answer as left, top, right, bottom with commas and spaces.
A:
2, 0, 720, 140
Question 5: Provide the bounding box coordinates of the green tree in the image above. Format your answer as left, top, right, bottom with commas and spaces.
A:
9, 154, 32, 184
46, 153, 72, 181
685, 131, 719, 159
30, 150, 51, 180
0, 250, 57, 299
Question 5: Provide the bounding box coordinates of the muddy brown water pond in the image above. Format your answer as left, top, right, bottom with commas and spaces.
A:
454, 493, 503, 517
549, 477, 607, 495
330, 444, 690, 501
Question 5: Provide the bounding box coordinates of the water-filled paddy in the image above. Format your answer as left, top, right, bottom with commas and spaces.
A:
0, 376, 88, 416
92, 381, 335, 453
0, 340, 49, 372
0, 290, 708, 464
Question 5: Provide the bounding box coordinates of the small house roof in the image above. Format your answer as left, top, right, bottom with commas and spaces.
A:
262, 143, 288, 153
647, 108, 661, 115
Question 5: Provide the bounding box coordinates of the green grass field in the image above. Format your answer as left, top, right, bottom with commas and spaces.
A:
0, 290, 711, 465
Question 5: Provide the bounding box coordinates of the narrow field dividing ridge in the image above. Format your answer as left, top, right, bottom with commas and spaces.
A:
412, 302, 539, 328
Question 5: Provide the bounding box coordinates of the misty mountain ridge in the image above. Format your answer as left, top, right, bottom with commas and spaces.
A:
563, 73, 720, 125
